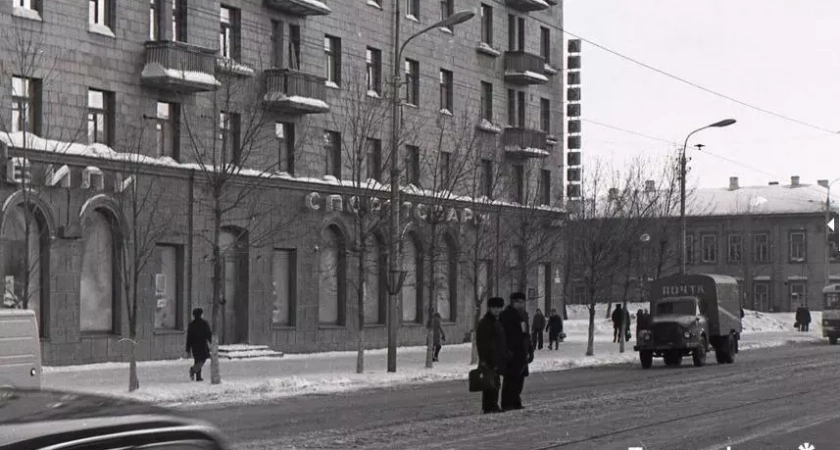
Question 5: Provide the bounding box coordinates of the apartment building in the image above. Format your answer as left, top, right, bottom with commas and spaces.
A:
0, 0, 566, 364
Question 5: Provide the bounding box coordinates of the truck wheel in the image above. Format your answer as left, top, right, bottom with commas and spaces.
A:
723, 335, 736, 364
640, 351, 653, 369
830, 336, 838, 345
693, 339, 707, 367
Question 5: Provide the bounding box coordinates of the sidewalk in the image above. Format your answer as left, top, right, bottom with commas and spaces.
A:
42, 329, 821, 408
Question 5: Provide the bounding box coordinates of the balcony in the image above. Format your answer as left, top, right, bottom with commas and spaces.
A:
504, 127, 549, 158
263, 68, 330, 115
505, 0, 550, 13
141, 41, 219, 93
264, 0, 331, 16
504, 51, 548, 85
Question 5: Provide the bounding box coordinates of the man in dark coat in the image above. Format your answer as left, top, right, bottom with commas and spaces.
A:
531, 308, 546, 350
499, 292, 533, 411
636, 309, 647, 337
546, 309, 564, 350
795, 306, 805, 332
430, 312, 446, 362
186, 307, 212, 382
476, 296, 508, 414
611, 304, 624, 342
801, 306, 811, 332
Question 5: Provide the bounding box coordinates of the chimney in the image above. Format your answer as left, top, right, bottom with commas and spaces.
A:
729, 177, 739, 191
608, 188, 618, 201
768, 181, 779, 186
791, 175, 800, 187
644, 180, 655, 193
818, 179, 829, 188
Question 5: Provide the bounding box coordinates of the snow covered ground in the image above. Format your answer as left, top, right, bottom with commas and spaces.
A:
42, 308, 823, 408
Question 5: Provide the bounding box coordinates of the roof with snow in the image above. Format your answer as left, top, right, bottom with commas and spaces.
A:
689, 182, 835, 216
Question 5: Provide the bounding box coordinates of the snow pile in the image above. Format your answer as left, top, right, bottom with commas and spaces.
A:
140, 63, 220, 88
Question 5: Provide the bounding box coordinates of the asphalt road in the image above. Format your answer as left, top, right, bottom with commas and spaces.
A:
190, 342, 840, 450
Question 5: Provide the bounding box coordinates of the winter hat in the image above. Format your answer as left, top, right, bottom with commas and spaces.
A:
510, 292, 526, 302
488, 297, 505, 308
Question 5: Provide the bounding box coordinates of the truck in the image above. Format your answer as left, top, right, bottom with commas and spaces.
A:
821, 284, 840, 345
0, 309, 42, 389
634, 274, 743, 369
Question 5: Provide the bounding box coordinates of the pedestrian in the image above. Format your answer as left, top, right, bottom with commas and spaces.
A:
185, 307, 212, 382
431, 312, 446, 362
531, 308, 546, 350
624, 306, 632, 341
795, 306, 805, 332
635, 309, 646, 337
802, 306, 811, 332
476, 296, 508, 414
611, 304, 624, 343
499, 292, 533, 411
546, 309, 564, 350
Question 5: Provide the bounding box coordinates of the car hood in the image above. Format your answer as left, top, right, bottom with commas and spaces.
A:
650, 316, 699, 328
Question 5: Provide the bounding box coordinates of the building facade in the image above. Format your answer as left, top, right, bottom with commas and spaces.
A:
0, 0, 566, 364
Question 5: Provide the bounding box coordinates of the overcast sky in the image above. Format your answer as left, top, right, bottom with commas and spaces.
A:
564, 0, 840, 191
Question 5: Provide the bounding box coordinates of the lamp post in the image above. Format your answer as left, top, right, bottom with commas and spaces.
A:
387, 9, 475, 373
818, 177, 840, 288
679, 119, 737, 275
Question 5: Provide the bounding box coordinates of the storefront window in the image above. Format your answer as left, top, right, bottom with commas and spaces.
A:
318, 226, 344, 325
154, 244, 180, 330
1, 204, 48, 335
401, 236, 420, 323
80, 211, 115, 333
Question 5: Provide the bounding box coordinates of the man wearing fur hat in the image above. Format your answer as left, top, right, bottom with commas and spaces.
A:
476, 296, 508, 414
499, 292, 533, 411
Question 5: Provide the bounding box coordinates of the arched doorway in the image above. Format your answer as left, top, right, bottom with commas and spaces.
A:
220, 228, 249, 344
80, 209, 118, 333
318, 225, 346, 325
401, 234, 422, 323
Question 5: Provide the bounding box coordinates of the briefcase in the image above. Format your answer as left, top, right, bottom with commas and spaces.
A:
469, 366, 499, 392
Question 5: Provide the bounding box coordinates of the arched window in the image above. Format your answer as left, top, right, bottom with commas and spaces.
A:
318, 225, 345, 325
363, 235, 384, 325
434, 236, 458, 322
80, 210, 117, 333
1, 204, 50, 335
401, 235, 422, 323
220, 228, 249, 344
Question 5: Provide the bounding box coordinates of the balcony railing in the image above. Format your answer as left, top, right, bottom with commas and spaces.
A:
504, 127, 549, 158
504, 51, 548, 85
141, 41, 219, 93
505, 0, 550, 13
263, 68, 330, 114
264, 0, 331, 16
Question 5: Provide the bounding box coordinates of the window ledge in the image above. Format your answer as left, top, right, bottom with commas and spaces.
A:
367, 90, 382, 99
476, 43, 501, 57
153, 329, 184, 335
401, 322, 425, 327
476, 119, 502, 134
13, 7, 42, 22
367, 0, 383, 9
80, 331, 118, 338
544, 63, 558, 75
406, 14, 420, 23
319, 324, 346, 330
272, 325, 296, 331
364, 323, 386, 329
89, 23, 116, 38
401, 101, 419, 109
439, 108, 453, 116
325, 80, 340, 90
440, 27, 453, 34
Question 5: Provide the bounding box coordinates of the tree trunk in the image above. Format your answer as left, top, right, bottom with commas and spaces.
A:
210, 203, 223, 385
470, 304, 480, 365
425, 230, 438, 369
586, 303, 595, 356
128, 340, 140, 392
356, 241, 366, 374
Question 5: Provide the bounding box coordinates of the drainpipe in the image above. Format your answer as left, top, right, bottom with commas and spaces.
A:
187, 169, 195, 323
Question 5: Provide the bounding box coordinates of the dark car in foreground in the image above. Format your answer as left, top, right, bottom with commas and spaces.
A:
0, 388, 230, 449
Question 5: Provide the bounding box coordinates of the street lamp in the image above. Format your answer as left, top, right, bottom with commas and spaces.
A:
818, 177, 840, 288
679, 119, 737, 275
387, 9, 476, 373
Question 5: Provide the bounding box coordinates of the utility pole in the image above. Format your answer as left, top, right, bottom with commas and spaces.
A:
386, 0, 402, 374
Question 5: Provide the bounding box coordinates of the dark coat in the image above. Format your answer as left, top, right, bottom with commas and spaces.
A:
611, 307, 623, 327
186, 318, 212, 360
430, 315, 445, 345
802, 308, 812, 324
476, 312, 508, 371
636, 311, 651, 334
546, 315, 563, 335
499, 306, 532, 377
531, 312, 546, 332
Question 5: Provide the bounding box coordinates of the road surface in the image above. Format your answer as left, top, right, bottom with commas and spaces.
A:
190, 341, 840, 450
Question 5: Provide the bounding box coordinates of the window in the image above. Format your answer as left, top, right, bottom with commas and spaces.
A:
406, 145, 420, 186
407, 0, 420, 19
149, 0, 161, 40
728, 233, 742, 263
404, 59, 419, 105
172, 0, 187, 42
219, 112, 241, 164
366, 47, 382, 95
87, 89, 112, 146
790, 282, 806, 309
686, 234, 695, 264
480, 82, 493, 122
402, 235, 422, 323
512, 164, 525, 203
439, 69, 453, 113
508, 15, 524, 51
540, 26, 551, 64
753, 233, 769, 262
324, 35, 341, 86
366, 138, 382, 182
324, 131, 341, 178
540, 98, 551, 133
480, 4, 493, 46
318, 226, 346, 325
80, 211, 117, 333
790, 231, 806, 261
220, 6, 240, 60
753, 282, 769, 311
89, 0, 112, 28
12, 77, 39, 134
276, 122, 295, 175
507, 89, 516, 126
439, 152, 451, 186
440, 0, 453, 28
272, 249, 296, 326
271, 20, 283, 67
16, 0, 39, 11
154, 244, 181, 330
540, 169, 551, 205
480, 158, 493, 198
517, 91, 526, 127
155, 102, 179, 160
364, 237, 384, 325
289, 25, 301, 69
701, 234, 717, 264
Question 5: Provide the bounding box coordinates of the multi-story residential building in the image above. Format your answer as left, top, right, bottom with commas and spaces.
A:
0, 0, 566, 364
566, 176, 839, 313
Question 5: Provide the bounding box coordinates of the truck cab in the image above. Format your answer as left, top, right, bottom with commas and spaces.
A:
821, 284, 840, 344
635, 274, 742, 369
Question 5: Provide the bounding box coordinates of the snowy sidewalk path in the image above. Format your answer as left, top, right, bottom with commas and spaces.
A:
42, 329, 821, 408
